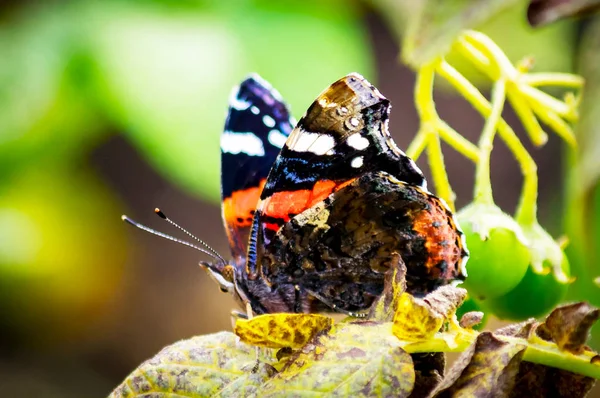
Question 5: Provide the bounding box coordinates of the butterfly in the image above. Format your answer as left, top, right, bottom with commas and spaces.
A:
202, 73, 468, 316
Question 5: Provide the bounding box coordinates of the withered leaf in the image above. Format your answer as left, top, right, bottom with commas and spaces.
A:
235, 313, 333, 349
508, 361, 595, 398
495, 319, 538, 339
368, 253, 407, 322
410, 352, 445, 398
459, 311, 485, 329
423, 285, 468, 320
539, 302, 600, 354
256, 321, 415, 397
110, 332, 274, 398
528, 0, 600, 27
430, 332, 526, 397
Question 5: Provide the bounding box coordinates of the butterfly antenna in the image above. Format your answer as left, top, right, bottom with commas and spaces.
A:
121, 215, 223, 263
154, 208, 226, 264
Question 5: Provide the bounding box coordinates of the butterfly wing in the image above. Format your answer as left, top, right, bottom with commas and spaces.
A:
238, 171, 467, 314
246, 73, 427, 274
221, 75, 294, 263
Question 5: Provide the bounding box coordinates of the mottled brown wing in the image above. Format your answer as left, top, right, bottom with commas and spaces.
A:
257, 171, 468, 313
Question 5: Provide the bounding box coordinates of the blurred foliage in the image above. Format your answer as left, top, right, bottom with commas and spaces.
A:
0, 0, 373, 346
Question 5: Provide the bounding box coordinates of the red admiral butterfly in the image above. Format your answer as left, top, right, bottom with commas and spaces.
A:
124, 73, 468, 316
212, 73, 467, 315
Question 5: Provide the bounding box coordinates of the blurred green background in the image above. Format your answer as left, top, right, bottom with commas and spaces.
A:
0, 0, 598, 396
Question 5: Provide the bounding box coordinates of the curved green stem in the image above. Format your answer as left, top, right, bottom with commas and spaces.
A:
406, 129, 428, 160
437, 121, 480, 163
436, 60, 539, 226
415, 63, 438, 122
401, 331, 600, 379
522, 73, 585, 88
507, 87, 548, 146
413, 62, 456, 209
427, 133, 455, 211
474, 80, 506, 205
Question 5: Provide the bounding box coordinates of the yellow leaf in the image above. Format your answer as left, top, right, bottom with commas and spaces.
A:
257, 322, 415, 397
235, 313, 333, 349
393, 292, 443, 342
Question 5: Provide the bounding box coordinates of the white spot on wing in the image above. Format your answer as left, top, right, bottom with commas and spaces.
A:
251, 106, 260, 115
287, 129, 335, 155
351, 156, 364, 168
221, 131, 265, 156
347, 133, 369, 150
268, 129, 287, 149
230, 94, 251, 111
263, 115, 275, 128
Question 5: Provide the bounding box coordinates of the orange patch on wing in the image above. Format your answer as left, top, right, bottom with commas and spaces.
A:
411, 200, 463, 278
264, 178, 356, 224
223, 179, 266, 228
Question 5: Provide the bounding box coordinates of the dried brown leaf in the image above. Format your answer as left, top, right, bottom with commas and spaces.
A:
459, 311, 485, 329
539, 302, 600, 354
430, 332, 526, 397
508, 361, 595, 397
410, 352, 446, 398
528, 0, 600, 27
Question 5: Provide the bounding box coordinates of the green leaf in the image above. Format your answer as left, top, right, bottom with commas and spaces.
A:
256, 322, 415, 397
431, 332, 527, 397
401, 0, 522, 67
0, 4, 103, 174
110, 332, 275, 397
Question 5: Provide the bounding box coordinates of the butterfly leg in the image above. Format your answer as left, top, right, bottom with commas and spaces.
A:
293, 285, 302, 313
306, 289, 368, 318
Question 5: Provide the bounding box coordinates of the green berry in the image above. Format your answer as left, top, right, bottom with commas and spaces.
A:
457, 203, 531, 300
483, 254, 570, 321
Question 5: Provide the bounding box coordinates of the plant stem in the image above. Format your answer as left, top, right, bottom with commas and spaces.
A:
415, 63, 438, 122
436, 61, 539, 226
522, 72, 585, 88
473, 80, 505, 205
437, 120, 480, 163
413, 62, 456, 209
406, 129, 428, 160
401, 331, 600, 379
427, 133, 455, 211
519, 84, 577, 122
507, 87, 548, 147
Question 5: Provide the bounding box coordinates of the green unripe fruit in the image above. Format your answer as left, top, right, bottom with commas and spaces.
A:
483, 254, 570, 321
457, 203, 531, 301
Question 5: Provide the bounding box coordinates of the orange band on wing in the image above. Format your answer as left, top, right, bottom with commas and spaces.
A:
264, 178, 356, 223
223, 179, 266, 228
